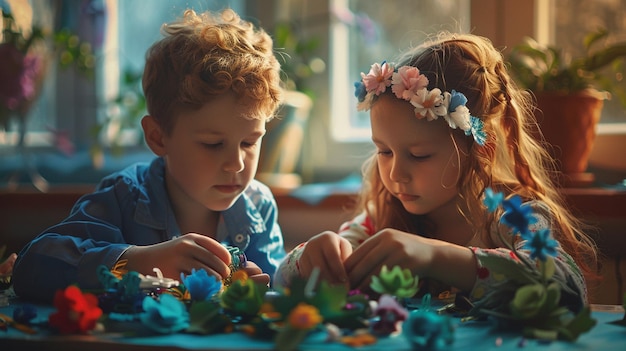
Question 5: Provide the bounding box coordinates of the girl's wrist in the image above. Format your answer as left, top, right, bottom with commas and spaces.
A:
428, 240, 478, 292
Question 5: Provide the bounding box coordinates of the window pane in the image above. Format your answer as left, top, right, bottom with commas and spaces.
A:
330, 0, 470, 141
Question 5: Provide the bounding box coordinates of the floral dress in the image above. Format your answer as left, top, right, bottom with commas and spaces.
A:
274, 200, 587, 313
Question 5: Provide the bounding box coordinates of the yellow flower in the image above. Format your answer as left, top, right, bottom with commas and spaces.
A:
287, 303, 322, 330
340, 333, 377, 347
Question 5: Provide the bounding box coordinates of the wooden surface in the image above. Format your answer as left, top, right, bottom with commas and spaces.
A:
1, 185, 625, 304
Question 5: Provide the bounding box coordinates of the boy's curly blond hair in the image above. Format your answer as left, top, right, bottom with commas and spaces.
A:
142, 9, 283, 133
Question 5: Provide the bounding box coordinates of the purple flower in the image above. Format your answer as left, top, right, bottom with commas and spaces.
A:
140, 294, 189, 334
371, 294, 408, 335
0, 43, 43, 110
524, 228, 559, 261
180, 268, 222, 301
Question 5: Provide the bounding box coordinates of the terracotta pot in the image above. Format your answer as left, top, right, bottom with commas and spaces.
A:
533, 90, 606, 185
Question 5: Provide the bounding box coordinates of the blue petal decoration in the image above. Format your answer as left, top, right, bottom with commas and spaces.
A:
140, 294, 190, 334
524, 228, 559, 261
180, 268, 222, 301
483, 188, 504, 212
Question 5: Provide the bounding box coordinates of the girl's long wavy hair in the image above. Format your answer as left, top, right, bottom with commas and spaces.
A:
356, 32, 598, 281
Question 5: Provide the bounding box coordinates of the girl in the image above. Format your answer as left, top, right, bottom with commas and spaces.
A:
275, 32, 597, 312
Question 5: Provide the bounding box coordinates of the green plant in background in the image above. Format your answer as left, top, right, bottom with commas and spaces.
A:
272, 21, 326, 97
507, 28, 626, 106
90, 68, 146, 166
0, 10, 95, 135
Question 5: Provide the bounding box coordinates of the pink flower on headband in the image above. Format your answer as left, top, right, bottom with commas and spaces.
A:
391, 66, 429, 101
361, 62, 394, 95
410, 88, 446, 121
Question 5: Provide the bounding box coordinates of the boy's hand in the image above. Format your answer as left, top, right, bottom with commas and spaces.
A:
240, 261, 270, 286
120, 233, 232, 281
298, 231, 352, 286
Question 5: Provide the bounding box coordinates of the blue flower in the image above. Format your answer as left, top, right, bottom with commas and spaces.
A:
466, 115, 487, 146
501, 195, 537, 236
483, 188, 504, 212
448, 90, 467, 113
140, 294, 190, 334
354, 81, 367, 102
180, 268, 222, 301
12, 303, 37, 324
403, 309, 454, 351
524, 228, 558, 261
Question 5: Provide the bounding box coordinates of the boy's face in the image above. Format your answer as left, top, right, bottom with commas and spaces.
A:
158, 94, 266, 212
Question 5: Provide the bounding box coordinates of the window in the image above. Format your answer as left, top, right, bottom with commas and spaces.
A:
330, 0, 471, 141
0, 0, 243, 185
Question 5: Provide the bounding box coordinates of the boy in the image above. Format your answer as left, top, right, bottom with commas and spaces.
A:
13, 8, 286, 302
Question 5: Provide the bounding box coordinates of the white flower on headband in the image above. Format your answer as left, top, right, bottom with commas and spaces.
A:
354, 61, 487, 146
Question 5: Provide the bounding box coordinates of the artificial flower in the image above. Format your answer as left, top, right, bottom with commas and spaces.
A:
287, 303, 323, 330
410, 88, 446, 121
12, 303, 37, 324
187, 300, 232, 335
370, 265, 419, 298
340, 332, 377, 347
443, 90, 472, 130
140, 293, 189, 334
500, 195, 537, 237
180, 268, 222, 301
402, 308, 455, 351
524, 228, 559, 261
371, 294, 408, 335
361, 61, 394, 94
48, 285, 102, 334
391, 66, 428, 100
220, 271, 268, 316
483, 187, 504, 212
354, 60, 488, 146
509, 282, 561, 320
467, 115, 487, 145
473, 187, 597, 341
354, 80, 367, 102
274, 303, 323, 351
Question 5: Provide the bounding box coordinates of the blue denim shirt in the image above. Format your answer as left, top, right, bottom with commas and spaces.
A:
12, 157, 286, 302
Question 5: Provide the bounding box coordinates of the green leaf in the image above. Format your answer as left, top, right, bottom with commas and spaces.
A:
187, 300, 230, 335
539, 256, 556, 280
558, 306, 597, 341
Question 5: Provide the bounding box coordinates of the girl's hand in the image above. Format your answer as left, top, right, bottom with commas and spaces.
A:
241, 260, 270, 286
120, 233, 232, 281
345, 228, 477, 293
298, 231, 353, 286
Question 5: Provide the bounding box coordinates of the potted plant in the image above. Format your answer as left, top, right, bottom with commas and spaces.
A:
507, 29, 626, 186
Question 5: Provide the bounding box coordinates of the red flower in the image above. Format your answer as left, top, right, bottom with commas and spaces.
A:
477, 266, 490, 279
48, 285, 102, 334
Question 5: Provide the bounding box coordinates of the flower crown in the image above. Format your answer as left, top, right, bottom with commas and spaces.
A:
354, 61, 487, 146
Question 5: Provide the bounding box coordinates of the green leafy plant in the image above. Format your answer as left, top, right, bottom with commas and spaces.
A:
507, 28, 626, 106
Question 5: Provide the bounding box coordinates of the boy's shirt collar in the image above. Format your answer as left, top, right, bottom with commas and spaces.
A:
133, 157, 266, 244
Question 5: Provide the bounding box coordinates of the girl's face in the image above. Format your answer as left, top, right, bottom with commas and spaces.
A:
370, 93, 468, 217
159, 93, 266, 212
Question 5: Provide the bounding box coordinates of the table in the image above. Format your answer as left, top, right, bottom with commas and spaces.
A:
1, 296, 625, 351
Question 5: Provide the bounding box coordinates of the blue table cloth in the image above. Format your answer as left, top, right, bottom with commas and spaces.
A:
1, 298, 625, 351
